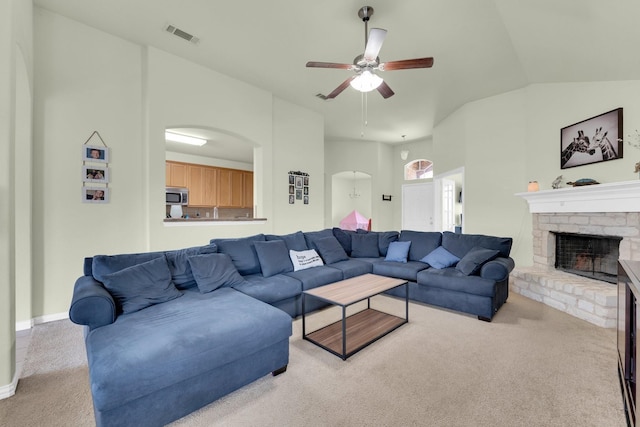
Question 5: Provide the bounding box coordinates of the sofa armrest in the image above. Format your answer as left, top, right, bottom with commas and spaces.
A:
479, 257, 515, 282
69, 275, 117, 330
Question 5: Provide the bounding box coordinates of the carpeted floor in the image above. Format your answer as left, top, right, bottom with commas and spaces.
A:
0, 293, 627, 427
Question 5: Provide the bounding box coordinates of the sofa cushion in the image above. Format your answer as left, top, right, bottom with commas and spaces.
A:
326, 259, 373, 279
372, 260, 429, 282
384, 241, 411, 263
214, 234, 266, 276
456, 247, 500, 276
85, 288, 292, 412
100, 256, 182, 314
187, 253, 246, 293
265, 231, 308, 251
235, 273, 302, 304
303, 229, 335, 251
285, 265, 343, 291
441, 231, 512, 259
351, 233, 380, 258
254, 240, 294, 277
315, 236, 349, 264
92, 252, 163, 283
420, 246, 460, 269
399, 230, 442, 261
164, 244, 218, 290
289, 249, 324, 271
332, 228, 357, 255
378, 231, 400, 256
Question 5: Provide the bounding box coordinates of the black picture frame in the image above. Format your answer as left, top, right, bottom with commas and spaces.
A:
560, 108, 623, 169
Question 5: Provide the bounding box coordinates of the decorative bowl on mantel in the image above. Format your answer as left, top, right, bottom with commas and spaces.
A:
566, 178, 600, 187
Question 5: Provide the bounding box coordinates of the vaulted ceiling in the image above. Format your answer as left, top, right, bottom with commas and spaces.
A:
34, 0, 640, 144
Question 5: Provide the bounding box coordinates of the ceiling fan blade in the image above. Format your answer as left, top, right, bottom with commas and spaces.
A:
377, 81, 395, 99
380, 57, 434, 71
363, 28, 387, 62
306, 61, 354, 70
323, 76, 357, 99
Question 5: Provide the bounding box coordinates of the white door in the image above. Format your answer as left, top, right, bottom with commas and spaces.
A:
402, 183, 435, 231
433, 178, 456, 231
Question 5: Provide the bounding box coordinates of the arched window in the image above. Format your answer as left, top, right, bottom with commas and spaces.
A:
404, 159, 433, 180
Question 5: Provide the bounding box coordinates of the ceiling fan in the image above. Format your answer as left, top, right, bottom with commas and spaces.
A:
306, 6, 434, 100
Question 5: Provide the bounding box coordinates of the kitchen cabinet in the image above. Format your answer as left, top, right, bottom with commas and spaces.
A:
243, 171, 253, 208
218, 169, 244, 208
166, 161, 188, 188
166, 161, 251, 208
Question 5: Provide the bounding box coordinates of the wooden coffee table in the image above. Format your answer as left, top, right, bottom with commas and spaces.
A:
302, 273, 408, 360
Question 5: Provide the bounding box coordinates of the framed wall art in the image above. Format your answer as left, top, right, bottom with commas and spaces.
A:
83, 166, 110, 183
83, 187, 109, 203
560, 108, 623, 169
288, 171, 309, 205
83, 144, 110, 163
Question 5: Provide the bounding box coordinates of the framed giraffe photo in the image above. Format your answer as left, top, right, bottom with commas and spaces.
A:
560, 108, 623, 169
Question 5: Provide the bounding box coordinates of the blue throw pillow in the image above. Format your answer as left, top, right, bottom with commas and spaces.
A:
315, 236, 349, 264
215, 234, 265, 276
456, 246, 500, 276
420, 246, 460, 269
100, 255, 182, 314
164, 243, 218, 290
253, 240, 294, 277
265, 231, 308, 251
187, 253, 246, 293
384, 241, 411, 263
350, 233, 380, 258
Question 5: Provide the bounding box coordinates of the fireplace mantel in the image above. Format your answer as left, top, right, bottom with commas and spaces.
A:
516, 180, 640, 213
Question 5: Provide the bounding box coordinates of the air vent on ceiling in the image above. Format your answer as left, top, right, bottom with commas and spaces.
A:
165, 24, 200, 44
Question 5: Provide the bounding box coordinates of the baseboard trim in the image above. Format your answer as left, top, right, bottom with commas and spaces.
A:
0, 372, 19, 400
16, 312, 69, 331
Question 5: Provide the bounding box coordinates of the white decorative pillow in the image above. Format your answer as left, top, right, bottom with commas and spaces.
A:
289, 249, 324, 271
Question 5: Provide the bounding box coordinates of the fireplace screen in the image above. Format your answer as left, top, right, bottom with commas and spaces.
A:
554, 232, 621, 284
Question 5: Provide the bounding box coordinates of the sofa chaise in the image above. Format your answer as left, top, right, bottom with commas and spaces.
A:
69, 228, 514, 426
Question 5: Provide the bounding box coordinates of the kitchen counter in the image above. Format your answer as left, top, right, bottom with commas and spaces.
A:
163, 217, 267, 226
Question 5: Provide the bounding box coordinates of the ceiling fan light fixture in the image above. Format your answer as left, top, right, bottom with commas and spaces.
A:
350, 70, 383, 93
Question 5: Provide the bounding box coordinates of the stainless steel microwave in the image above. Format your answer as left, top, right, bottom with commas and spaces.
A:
166, 187, 188, 205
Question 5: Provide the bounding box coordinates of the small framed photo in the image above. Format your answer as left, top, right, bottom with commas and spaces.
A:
296, 189, 302, 200
304, 196, 309, 205
303, 186, 309, 195
294, 175, 303, 189
289, 194, 295, 204
289, 175, 295, 185
289, 185, 295, 194
83, 166, 109, 183
304, 176, 309, 186
83, 145, 109, 163
83, 187, 109, 203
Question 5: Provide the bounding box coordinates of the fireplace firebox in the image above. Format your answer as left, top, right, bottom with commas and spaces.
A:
554, 232, 622, 284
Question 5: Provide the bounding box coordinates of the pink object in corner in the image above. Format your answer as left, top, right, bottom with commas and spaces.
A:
339, 210, 370, 231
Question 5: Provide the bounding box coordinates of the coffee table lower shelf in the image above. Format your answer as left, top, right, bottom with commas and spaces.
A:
304, 308, 407, 360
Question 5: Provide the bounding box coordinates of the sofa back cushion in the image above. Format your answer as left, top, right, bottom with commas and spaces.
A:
315, 236, 349, 264
303, 229, 335, 251
378, 231, 400, 256
442, 231, 512, 258
254, 240, 294, 277
93, 252, 162, 283
455, 247, 500, 275
213, 234, 266, 276
265, 231, 308, 251
350, 233, 380, 258
164, 244, 218, 290
399, 230, 442, 261
332, 227, 358, 255
100, 255, 182, 314
187, 253, 246, 292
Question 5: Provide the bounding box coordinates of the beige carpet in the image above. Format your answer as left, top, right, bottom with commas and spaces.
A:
0, 293, 626, 427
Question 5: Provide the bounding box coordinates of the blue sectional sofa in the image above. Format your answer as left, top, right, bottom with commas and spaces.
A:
69, 228, 514, 426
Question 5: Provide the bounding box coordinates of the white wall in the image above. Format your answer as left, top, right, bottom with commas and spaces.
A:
432, 81, 640, 266
324, 140, 394, 231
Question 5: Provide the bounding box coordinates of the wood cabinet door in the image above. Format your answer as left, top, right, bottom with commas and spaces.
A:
203, 167, 218, 206
166, 162, 188, 188
243, 172, 253, 208
218, 169, 244, 207
187, 165, 205, 206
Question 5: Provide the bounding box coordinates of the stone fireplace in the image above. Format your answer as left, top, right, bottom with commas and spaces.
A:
511, 180, 640, 328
